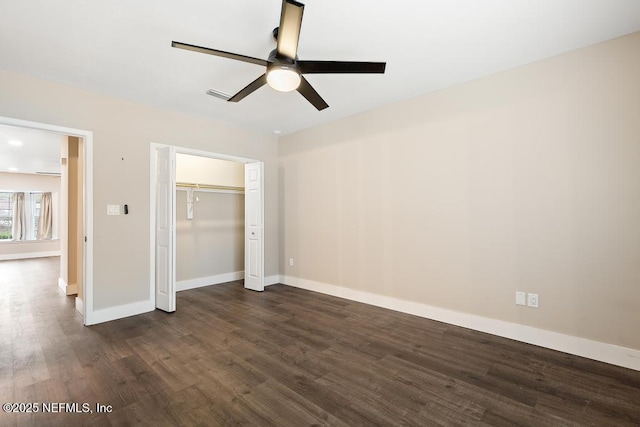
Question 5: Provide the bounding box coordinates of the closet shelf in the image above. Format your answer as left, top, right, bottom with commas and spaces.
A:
176, 182, 245, 192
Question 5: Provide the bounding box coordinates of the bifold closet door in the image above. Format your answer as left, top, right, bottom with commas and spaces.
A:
244, 162, 264, 291
155, 145, 176, 311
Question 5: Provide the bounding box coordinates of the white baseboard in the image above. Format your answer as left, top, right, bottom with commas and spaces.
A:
58, 278, 78, 295
282, 276, 640, 372
58, 278, 68, 293
0, 251, 60, 261
177, 272, 282, 291
75, 297, 83, 315
265, 275, 281, 287
88, 299, 155, 325
177, 271, 244, 291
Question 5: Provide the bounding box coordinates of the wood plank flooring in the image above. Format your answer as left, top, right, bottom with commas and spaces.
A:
2, 257, 640, 426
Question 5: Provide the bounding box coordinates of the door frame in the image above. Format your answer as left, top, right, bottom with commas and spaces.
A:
0, 115, 94, 324
149, 143, 264, 309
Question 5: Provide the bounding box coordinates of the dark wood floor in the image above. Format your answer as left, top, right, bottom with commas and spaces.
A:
2, 257, 640, 426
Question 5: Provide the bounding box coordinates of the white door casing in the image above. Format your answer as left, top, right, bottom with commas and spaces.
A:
154, 145, 176, 311
0, 115, 94, 324
244, 162, 264, 291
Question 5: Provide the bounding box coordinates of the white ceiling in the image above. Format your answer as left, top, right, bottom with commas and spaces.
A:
0, 124, 62, 176
1, 0, 640, 137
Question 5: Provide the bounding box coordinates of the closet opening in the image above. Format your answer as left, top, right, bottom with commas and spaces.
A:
175, 154, 246, 293
150, 144, 264, 313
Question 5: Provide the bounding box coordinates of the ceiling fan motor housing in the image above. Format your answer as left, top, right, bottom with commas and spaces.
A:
267, 49, 301, 92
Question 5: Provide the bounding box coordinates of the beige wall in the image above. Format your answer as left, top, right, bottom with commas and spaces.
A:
76, 139, 84, 300
0, 171, 61, 258
0, 239, 60, 259
176, 191, 244, 281
175, 154, 245, 282
66, 136, 83, 296
176, 154, 245, 188
279, 32, 640, 350
59, 138, 69, 286
0, 171, 61, 192
0, 68, 278, 311
67, 137, 78, 288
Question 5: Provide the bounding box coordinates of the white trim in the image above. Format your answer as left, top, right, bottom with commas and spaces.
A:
282, 276, 640, 372
175, 273, 279, 291
172, 145, 258, 165
57, 277, 78, 295
265, 275, 281, 287
149, 144, 158, 308
0, 250, 60, 261
58, 277, 68, 293
0, 239, 60, 245
176, 187, 244, 195
83, 130, 94, 326
88, 299, 155, 325
177, 271, 244, 291
75, 297, 84, 315
0, 116, 93, 326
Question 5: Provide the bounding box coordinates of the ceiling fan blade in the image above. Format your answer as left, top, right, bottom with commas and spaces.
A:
297, 76, 329, 111
172, 41, 269, 67
228, 74, 268, 102
276, 0, 304, 59
297, 61, 386, 74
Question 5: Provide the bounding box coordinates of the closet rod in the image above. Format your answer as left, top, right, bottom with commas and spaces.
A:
176, 182, 245, 192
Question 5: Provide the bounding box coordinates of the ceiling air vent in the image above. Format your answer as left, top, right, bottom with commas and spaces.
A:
206, 89, 231, 101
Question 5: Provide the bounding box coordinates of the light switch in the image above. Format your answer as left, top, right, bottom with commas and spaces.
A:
107, 205, 120, 215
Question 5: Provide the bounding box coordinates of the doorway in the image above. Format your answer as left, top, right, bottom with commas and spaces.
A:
0, 115, 94, 324
149, 143, 264, 312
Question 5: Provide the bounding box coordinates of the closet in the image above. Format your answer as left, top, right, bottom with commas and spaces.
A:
175, 154, 245, 291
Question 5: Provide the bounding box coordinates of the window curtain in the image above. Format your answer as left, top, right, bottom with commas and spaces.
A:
11, 192, 26, 241
37, 192, 53, 240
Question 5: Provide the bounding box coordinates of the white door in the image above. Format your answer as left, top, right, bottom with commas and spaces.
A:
155, 146, 176, 311
244, 162, 264, 291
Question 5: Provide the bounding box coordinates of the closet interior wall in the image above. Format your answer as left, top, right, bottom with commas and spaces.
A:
175, 154, 245, 291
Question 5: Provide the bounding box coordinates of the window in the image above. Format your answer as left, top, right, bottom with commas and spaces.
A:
0, 192, 12, 240
0, 191, 57, 241
31, 192, 42, 240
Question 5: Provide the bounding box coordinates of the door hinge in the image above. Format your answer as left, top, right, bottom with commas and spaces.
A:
84, 236, 87, 242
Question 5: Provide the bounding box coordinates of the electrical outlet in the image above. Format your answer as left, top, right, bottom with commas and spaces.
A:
516, 291, 526, 306
289, 258, 294, 267
527, 293, 539, 308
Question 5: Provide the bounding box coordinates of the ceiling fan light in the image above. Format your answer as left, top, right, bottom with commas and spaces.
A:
267, 66, 301, 92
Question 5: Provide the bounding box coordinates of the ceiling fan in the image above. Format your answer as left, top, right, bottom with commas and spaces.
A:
172, 0, 386, 111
